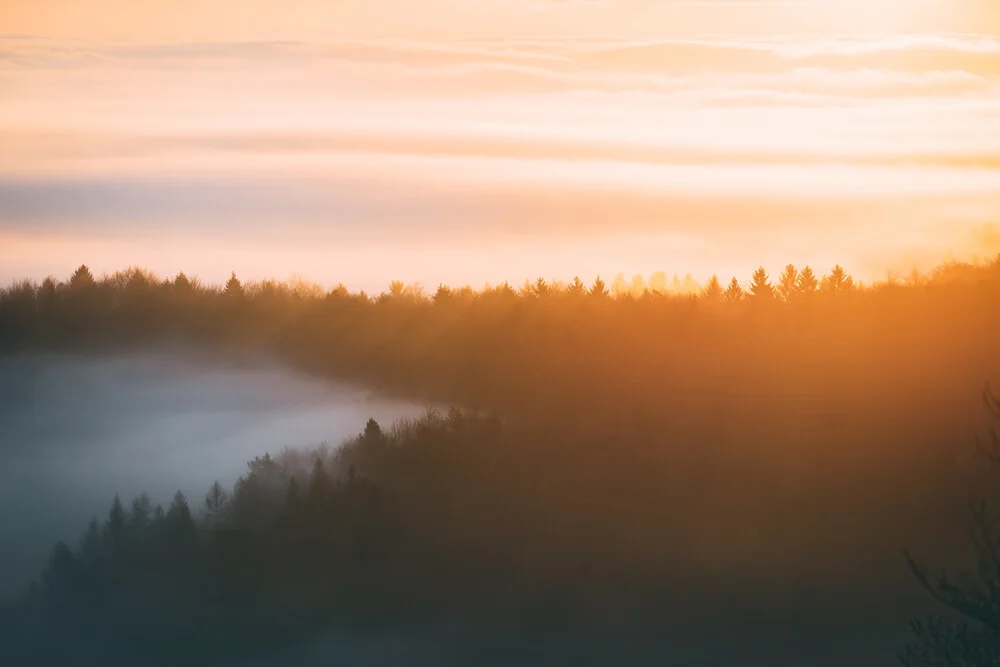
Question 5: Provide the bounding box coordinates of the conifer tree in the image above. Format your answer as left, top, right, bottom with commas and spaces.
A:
723, 277, 744, 304
104, 495, 126, 551
167, 491, 193, 526
590, 276, 609, 298
224, 272, 244, 299
797, 266, 820, 297
823, 265, 855, 294
130, 492, 153, 529
204, 481, 230, 523
703, 275, 723, 301
78, 519, 102, 563
749, 267, 776, 301
534, 277, 549, 298
777, 264, 798, 302
69, 264, 95, 291
37, 277, 59, 312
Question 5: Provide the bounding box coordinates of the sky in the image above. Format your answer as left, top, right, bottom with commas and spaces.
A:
3, 0, 1000, 291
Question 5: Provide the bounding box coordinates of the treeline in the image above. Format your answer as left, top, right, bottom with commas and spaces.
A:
3, 259, 1000, 423
0, 412, 699, 665
4, 407, 997, 666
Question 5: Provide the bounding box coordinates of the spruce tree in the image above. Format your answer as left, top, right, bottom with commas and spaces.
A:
797, 266, 819, 297
703, 275, 723, 301
723, 278, 744, 304
749, 267, 776, 301
68, 264, 95, 291
223, 272, 244, 299
777, 264, 798, 302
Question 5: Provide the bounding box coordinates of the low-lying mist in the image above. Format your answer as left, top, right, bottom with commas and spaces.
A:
0, 350, 424, 596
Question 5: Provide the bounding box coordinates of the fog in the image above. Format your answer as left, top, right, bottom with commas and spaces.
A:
0, 351, 425, 596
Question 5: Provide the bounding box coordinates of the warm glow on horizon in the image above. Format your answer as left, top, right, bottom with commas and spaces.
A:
3, 0, 1000, 290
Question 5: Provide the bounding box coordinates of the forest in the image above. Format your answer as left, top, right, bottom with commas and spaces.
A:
2, 260, 1000, 665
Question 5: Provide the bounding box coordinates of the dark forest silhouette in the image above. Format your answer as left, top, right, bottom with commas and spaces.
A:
2, 260, 998, 418
901, 386, 1000, 666
4, 259, 1000, 664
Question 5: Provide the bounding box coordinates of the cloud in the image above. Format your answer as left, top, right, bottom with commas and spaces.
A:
3, 29, 999, 287
8, 123, 1000, 169
1, 171, 993, 294
1, 171, 991, 244
5, 33, 1000, 72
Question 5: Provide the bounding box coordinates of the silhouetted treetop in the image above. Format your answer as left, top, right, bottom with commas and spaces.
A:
749, 267, 776, 302
724, 277, 744, 303
167, 490, 194, 527
703, 274, 723, 301
104, 494, 126, 546
824, 264, 855, 294
224, 272, 244, 299
777, 265, 798, 302
204, 481, 229, 523
590, 275, 609, 298
69, 264, 96, 291
797, 266, 820, 297
130, 492, 153, 528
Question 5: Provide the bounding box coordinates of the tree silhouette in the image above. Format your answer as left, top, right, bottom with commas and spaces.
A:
173, 272, 192, 292
78, 518, 101, 563
434, 284, 452, 305
204, 481, 230, 524
167, 491, 194, 528
130, 492, 153, 529
903, 386, 1000, 665
68, 264, 95, 291
703, 275, 723, 301
567, 276, 587, 297
363, 418, 383, 443
797, 266, 820, 298
749, 267, 776, 302
590, 276, 609, 298
307, 457, 332, 512
724, 277, 744, 304
224, 272, 244, 300
124, 267, 154, 294
104, 495, 126, 552
823, 265, 855, 294
388, 280, 407, 301
777, 265, 798, 303
37, 277, 59, 313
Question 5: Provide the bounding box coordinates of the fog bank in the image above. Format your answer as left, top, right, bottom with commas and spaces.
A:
0, 351, 424, 595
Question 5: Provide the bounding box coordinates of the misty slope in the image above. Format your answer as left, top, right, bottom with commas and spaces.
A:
0, 351, 423, 596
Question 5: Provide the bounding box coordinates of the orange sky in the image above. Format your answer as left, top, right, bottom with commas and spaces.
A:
2, 0, 1000, 290
3, 1, 996, 39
